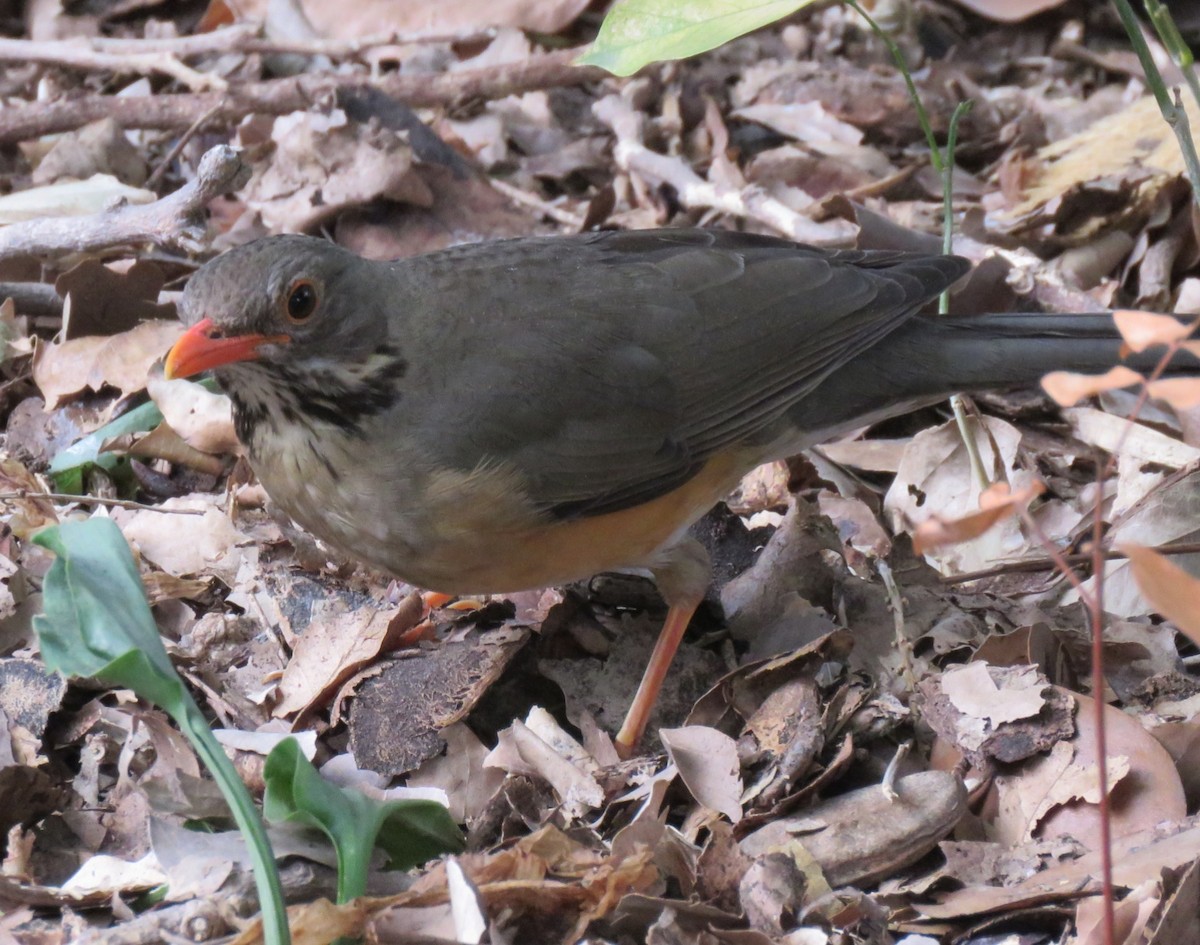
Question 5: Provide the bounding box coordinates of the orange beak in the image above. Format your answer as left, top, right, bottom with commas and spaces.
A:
164, 318, 290, 379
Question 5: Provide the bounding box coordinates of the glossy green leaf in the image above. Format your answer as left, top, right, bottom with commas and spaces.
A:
33, 518, 178, 691
32, 516, 290, 944
47, 376, 222, 494
579, 0, 812, 76
264, 738, 463, 902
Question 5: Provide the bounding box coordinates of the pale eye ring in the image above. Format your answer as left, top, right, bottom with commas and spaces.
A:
284, 279, 319, 323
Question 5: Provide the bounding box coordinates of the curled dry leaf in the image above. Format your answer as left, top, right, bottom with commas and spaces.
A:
911, 481, 1045, 555
1040, 365, 1143, 408
31, 320, 183, 409
1032, 691, 1185, 848
660, 726, 743, 824
484, 714, 603, 819
1113, 309, 1195, 353
146, 373, 239, 455
1121, 543, 1200, 647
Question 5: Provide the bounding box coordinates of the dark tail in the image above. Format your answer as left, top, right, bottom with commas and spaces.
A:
787, 311, 1198, 442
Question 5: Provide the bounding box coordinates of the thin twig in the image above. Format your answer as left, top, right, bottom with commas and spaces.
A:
0, 492, 206, 514
939, 541, 1200, 585
3, 22, 496, 61
0, 37, 227, 91
145, 101, 229, 190
0, 48, 606, 146
1113, 0, 1200, 209
489, 177, 586, 229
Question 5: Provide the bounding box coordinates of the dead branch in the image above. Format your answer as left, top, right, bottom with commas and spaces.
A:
0, 24, 503, 87
0, 145, 249, 260
0, 48, 606, 146
13, 21, 496, 60
0, 37, 226, 91
592, 94, 857, 246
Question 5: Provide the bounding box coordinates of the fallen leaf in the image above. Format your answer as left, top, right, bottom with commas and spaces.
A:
1114, 309, 1195, 353
32, 320, 182, 409
911, 481, 1045, 555
1146, 377, 1200, 411
1122, 543, 1200, 647
1041, 365, 1144, 407
147, 373, 239, 455
661, 726, 743, 824
942, 662, 1048, 728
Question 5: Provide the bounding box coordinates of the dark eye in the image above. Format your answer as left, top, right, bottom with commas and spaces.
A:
284, 279, 319, 323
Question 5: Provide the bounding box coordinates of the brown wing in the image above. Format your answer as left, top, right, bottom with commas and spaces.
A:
398, 228, 968, 518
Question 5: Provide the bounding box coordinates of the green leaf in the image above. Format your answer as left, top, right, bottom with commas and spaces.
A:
47, 376, 223, 494
264, 739, 463, 902
32, 516, 291, 945
32, 519, 178, 691
45, 399, 160, 493
373, 798, 465, 873
579, 0, 812, 76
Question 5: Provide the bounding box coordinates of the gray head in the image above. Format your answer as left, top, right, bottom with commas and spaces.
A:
167, 235, 408, 439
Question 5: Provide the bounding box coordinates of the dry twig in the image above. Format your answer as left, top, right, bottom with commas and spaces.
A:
0, 145, 249, 260
0, 37, 226, 91
0, 48, 606, 145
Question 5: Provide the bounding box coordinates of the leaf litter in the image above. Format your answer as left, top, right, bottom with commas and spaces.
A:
1, 2, 1200, 944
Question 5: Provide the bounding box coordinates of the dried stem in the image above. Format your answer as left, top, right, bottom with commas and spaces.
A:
0, 145, 249, 260
0, 48, 605, 146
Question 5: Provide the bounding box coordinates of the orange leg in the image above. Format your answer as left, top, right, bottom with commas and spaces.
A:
614, 599, 701, 758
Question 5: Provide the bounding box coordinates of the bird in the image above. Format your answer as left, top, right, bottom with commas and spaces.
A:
163, 227, 1186, 755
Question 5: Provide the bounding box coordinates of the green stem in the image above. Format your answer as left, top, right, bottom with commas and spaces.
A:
334, 831, 371, 904
843, 0, 943, 170
940, 100, 973, 313
1144, 0, 1200, 112
1113, 0, 1200, 208
181, 702, 291, 945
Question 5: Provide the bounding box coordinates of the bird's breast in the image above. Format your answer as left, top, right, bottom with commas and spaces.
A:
250, 436, 750, 597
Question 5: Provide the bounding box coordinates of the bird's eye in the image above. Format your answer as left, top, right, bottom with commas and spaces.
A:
284, 279, 319, 323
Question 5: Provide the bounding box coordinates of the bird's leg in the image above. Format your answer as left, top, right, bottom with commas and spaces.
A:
614, 597, 702, 757
614, 537, 711, 758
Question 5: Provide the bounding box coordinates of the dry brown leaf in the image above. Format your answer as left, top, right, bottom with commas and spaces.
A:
31, 320, 182, 409
992, 689, 1185, 849
911, 481, 1045, 555
1037, 690, 1185, 843
146, 373, 239, 455
886, 417, 1049, 573
407, 724, 506, 824
1071, 885, 1161, 945
1114, 309, 1195, 353
240, 110, 431, 233
1146, 377, 1200, 411
1041, 365, 1143, 407
942, 662, 1048, 729
273, 602, 412, 720
660, 726, 743, 824
484, 714, 603, 819
114, 495, 249, 584
917, 822, 1200, 920
1122, 544, 1200, 647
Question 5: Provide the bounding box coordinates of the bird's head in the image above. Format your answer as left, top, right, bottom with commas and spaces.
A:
166, 236, 410, 442
165, 235, 386, 381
